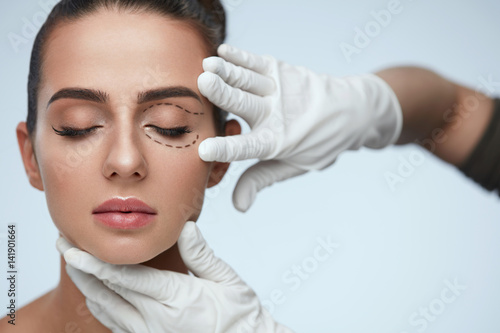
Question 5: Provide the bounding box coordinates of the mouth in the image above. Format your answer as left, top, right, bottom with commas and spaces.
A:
93, 197, 157, 229
93, 197, 157, 214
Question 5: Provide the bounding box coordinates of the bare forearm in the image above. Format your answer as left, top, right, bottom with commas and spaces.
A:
376, 67, 494, 167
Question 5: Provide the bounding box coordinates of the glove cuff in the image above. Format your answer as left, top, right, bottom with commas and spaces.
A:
361, 73, 403, 149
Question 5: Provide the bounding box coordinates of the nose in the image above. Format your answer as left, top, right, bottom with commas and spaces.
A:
102, 123, 148, 181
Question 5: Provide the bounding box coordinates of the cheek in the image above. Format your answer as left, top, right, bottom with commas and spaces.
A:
33, 127, 102, 230
36, 141, 97, 235
32, 125, 214, 264
146, 119, 217, 219
145, 119, 216, 225
36, 130, 102, 187
148, 147, 212, 221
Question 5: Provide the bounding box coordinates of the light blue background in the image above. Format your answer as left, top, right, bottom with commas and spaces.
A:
1, 0, 500, 332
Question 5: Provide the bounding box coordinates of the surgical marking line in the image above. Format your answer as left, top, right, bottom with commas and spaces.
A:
145, 133, 200, 149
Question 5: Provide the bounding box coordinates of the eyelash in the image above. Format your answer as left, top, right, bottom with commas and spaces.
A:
51, 125, 192, 138
52, 126, 100, 137
148, 125, 192, 137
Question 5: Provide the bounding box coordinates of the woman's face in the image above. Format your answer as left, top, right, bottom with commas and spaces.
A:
18, 9, 234, 264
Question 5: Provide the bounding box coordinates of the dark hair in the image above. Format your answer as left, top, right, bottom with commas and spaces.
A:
27, 0, 228, 138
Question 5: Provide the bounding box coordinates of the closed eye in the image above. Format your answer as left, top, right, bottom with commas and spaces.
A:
52, 126, 100, 137
148, 125, 192, 137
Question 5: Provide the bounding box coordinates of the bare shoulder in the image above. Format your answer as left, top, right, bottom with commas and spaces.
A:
0, 290, 54, 332
0, 315, 16, 332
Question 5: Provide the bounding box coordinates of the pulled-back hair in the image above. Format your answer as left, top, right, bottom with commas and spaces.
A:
27, 0, 227, 138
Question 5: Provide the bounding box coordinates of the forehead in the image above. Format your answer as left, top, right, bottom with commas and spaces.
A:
39, 9, 209, 108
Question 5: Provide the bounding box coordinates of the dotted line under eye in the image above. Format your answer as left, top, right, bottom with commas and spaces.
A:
145, 133, 200, 149
143, 103, 205, 115
143, 103, 203, 149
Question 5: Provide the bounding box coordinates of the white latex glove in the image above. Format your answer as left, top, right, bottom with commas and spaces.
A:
56, 221, 293, 333
198, 44, 403, 212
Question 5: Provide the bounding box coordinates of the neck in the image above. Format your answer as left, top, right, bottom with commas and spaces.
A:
49, 243, 188, 332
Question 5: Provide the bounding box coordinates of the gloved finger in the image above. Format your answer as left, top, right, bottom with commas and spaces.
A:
55, 236, 77, 256
178, 221, 241, 286
232, 160, 308, 212
198, 71, 267, 127
64, 247, 186, 301
65, 265, 146, 332
218, 44, 270, 75
198, 131, 274, 162
203, 56, 275, 97
105, 279, 207, 333
102, 280, 171, 333
85, 299, 129, 333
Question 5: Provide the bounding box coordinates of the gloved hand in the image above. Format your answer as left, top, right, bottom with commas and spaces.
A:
56, 221, 293, 333
198, 44, 403, 212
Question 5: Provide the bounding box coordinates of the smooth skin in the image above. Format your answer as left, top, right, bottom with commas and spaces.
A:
1, 8, 240, 333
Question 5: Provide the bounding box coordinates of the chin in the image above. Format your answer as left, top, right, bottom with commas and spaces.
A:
87, 237, 173, 265
96, 252, 151, 265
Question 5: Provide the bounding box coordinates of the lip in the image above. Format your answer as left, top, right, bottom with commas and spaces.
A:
93, 197, 157, 230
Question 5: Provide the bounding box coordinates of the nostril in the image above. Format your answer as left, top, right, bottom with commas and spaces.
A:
103, 155, 147, 180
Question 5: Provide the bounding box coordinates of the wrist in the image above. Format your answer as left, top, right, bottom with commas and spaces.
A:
361, 73, 403, 148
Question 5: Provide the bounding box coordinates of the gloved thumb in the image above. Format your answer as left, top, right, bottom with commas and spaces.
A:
178, 221, 241, 286
55, 236, 76, 256
232, 160, 308, 212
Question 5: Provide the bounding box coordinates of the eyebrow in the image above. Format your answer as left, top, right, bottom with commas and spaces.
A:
138, 87, 202, 105
46, 86, 202, 109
